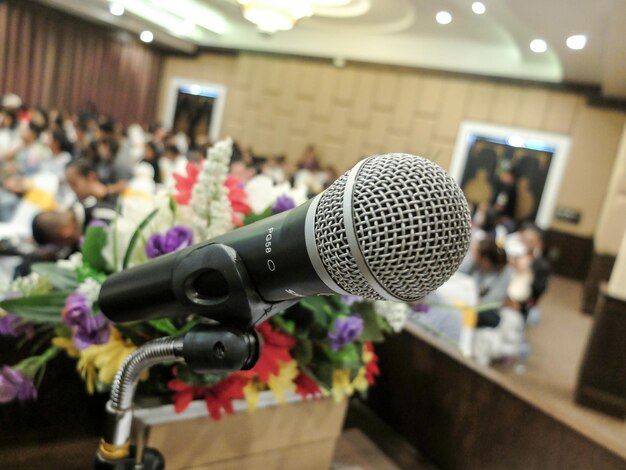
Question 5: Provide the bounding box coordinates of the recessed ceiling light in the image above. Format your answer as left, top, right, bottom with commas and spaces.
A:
530, 39, 547, 53
140, 30, 154, 43
436, 11, 452, 25
566, 34, 587, 50
472, 2, 486, 15
109, 2, 124, 16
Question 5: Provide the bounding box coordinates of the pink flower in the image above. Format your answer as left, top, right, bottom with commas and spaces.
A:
173, 162, 201, 205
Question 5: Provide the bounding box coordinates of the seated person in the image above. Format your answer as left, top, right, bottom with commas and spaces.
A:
65, 158, 117, 204
31, 201, 116, 251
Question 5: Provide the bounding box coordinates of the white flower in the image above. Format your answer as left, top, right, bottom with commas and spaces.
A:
77, 278, 101, 303
1, 272, 51, 296
245, 175, 308, 214
56, 252, 84, 270
375, 301, 409, 333
190, 138, 234, 240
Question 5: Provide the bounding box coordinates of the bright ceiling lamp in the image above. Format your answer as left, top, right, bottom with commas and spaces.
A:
238, 0, 313, 32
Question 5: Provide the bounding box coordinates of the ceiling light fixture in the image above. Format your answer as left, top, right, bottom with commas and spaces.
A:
566, 34, 587, 50
237, 0, 313, 33
140, 30, 154, 43
436, 11, 452, 25
471, 2, 486, 15
530, 39, 547, 53
109, 2, 125, 16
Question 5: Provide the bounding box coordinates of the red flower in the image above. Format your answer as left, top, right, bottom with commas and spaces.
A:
203, 375, 248, 421
225, 176, 251, 227
173, 162, 201, 205
244, 322, 296, 382
168, 374, 249, 420
364, 343, 380, 385
295, 372, 323, 399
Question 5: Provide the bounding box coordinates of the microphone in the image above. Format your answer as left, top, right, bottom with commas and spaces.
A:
99, 153, 471, 328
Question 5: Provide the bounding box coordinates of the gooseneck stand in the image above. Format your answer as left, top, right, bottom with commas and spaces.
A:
95, 325, 260, 469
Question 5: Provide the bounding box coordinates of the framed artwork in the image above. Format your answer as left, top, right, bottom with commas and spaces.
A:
449, 121, 571, 229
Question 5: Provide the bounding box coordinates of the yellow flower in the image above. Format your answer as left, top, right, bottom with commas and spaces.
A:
243, 379, 266, 413
267, 360, 298, 403
331, 369, 354, 403
77, 327, 143, 394
52, 337, 79, 359
352, 367, 368, 393
362, 347, 374, 364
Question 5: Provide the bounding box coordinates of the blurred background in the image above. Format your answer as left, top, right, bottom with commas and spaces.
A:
1, 0, 625, 469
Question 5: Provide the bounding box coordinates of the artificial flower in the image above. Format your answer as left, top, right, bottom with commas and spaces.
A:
174, 162, 201, 205
76, 278, 102, 303
363, 343, 380, 385
244, 322, 296, 382
0, 366, 37, 403
168, 379, 202, 413
328, 315, 364, 352
272, 195, 295, 214
77, 327, 140, 394
62, 293, 110, 350
243, 378, 266, 413
375, 301, 408, 333
267, 360, 298, 403
410, 302, 429, 313
225, 176, 251, 226
331, 368, 354, 403
203, 375, 248, 420
295, 372, 324, 400
0, 314, 34, 338
52, 337, 79, 359
352, 367, 368, 393
146, 225, 193, 259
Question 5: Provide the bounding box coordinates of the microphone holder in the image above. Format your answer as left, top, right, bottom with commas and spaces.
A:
94, 324, 260, 469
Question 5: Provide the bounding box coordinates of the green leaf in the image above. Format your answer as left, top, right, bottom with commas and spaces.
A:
243, 208, 273, 225
0, 292, 69, 324
122, 208, 159, 269
323, 344, 360, 370
271, 316, 295, 335
31, 263, 78, 291
148, 319, 180, 336
300, 296, 330, 314
292, 338, 313, 365
82, 226, 108, 272
355, 303, 385, 342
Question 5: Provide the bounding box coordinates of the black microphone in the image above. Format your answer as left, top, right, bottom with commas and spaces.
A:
99, 153, 471, 328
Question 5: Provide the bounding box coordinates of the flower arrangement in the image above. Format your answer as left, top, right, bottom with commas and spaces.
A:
0, 139, 407, 420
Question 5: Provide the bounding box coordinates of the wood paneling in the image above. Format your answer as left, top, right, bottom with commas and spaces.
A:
544, 230, 594, 280
582, 253, 616, 313
576, 291, 626, 418
368, 329, 626, 470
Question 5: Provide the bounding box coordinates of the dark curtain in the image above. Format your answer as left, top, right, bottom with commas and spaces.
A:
0, 0, 163, 124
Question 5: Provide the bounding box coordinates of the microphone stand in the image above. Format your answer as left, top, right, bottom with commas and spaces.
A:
94, 325, 260, 470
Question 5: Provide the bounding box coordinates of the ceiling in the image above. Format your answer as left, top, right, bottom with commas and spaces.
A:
37, 0, 626, 98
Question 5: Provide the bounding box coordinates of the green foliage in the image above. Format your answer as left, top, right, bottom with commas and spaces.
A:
243, 208, 272, 225
122, 208, 159, 269
0, 292, 70, 324
82, 226, 108, 272
31, 263, 78, 291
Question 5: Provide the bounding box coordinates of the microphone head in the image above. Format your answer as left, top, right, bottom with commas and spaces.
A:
306, 153, 471, 302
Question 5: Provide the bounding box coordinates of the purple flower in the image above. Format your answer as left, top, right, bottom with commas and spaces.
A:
328, 315, 364, 352
62, 294, 91, 328
272, 195, 296, 214
146, 233, 165, 259
62, 293, 110, 350
340, 295, 363, 307
72, 313, 110, 350
163, 226, 193, 253
0, 314, 34, 339
146, 226, 193, 259
410, 302, 429, 314
0, 366, 37, 403
88, 219, 109, 229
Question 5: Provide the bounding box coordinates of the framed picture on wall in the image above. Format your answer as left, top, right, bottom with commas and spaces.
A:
449, 121, 571, 230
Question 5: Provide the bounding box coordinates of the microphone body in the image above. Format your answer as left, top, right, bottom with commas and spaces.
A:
99, 154, 472, 328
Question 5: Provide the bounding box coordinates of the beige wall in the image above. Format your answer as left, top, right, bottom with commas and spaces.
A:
158, 52, 625, 237
595, 123, 626, 255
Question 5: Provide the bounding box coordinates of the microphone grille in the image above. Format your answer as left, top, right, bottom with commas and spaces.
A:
313, 153, 471, 302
